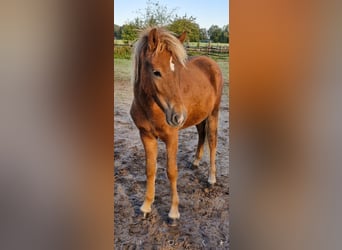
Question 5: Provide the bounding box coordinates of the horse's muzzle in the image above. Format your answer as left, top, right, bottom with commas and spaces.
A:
171, 112, 185, 126
166, 109, 186, 127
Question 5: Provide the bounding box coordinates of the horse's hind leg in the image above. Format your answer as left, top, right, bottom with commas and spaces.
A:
140, 132, 158, 217
207, 112, 219, 184
192, 120, 206, 168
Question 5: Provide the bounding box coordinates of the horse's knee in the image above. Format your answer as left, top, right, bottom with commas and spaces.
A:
146, 170, 156, 179
167, 168, 178, 180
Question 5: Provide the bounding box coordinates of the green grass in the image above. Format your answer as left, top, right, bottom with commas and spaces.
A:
217, 60, 229, 83
114, 40, 136, 47
114, 45, 133, 59
114, 58, 132, 82
114, 40, 127, 45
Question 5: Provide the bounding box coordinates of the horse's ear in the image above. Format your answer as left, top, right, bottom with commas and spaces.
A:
148, 28, 159, 51
178, 31, 187, 43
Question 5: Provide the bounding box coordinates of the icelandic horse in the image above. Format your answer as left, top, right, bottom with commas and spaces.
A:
130, 27, 223, 224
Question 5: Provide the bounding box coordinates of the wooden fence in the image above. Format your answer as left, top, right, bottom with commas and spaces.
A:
185, 45, 229, 59
114, 43, 229, 60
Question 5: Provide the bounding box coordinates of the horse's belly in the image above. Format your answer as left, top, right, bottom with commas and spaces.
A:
181, 101, 214, 128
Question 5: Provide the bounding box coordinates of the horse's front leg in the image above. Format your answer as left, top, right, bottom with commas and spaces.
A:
165, 133, 180, 221
140, 131, 158, 218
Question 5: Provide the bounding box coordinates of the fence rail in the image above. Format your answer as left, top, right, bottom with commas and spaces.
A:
114, 43, 229, 60
185, 45, 229, 59
186, 46, 229, 53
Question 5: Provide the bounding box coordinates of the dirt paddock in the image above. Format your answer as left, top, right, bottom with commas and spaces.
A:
114, 67, 229, 249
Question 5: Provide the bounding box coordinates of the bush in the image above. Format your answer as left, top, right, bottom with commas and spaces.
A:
114, 45, 132, 59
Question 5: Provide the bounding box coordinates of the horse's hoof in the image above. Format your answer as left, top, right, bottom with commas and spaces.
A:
167, 217, 179, 227
186, 161, 197, 169
192, 164, 199, 169
190, 162, 199, 170
207, 176, 216, 187
206, 182, 215, 189
142, 212, 150, 219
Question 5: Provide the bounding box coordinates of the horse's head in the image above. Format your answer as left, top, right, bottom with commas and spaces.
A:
145, 28, 187, 128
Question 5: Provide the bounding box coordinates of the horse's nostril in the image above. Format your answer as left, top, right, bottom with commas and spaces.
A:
172, 113, 184, 125
172, 114, 178, 124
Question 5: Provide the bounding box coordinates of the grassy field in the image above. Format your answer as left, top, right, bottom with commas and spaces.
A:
217, 60, 229, 83
114, 40, 128, 45
114, 58, 132, 82
114, 58, 229, 84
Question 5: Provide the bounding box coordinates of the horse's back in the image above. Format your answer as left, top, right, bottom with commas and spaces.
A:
185, 56, 223, 96
179, 56, 223, 128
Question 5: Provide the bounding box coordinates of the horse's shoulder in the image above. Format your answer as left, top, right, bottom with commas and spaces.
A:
130, 99, 155, 133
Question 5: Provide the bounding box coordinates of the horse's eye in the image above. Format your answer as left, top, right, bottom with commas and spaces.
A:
153, 70, 162, 77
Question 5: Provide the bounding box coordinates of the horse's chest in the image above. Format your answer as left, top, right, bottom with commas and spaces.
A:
149, 114, 170, 137
131, 101, 169, 137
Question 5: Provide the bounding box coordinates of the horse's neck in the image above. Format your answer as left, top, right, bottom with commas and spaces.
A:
134, 82, 153, 104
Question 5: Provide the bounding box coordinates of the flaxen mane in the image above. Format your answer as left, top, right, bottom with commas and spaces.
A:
131, 27, 188, 85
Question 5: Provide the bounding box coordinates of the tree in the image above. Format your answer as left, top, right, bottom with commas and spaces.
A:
199, 28, 208, 41
219, 25, 229, 43
135, 0, 178, 28
121, 23, 139, 43
208, 25, 222, 43
168, 15, 200, 42
114, 24, 122, 40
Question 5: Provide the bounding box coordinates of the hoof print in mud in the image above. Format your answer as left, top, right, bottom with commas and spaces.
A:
167, 218, 179, 227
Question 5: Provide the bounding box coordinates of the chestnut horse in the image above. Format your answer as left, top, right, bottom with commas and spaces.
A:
130, 27, 223, 223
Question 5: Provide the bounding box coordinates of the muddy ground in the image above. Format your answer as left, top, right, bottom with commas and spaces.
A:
114, 73, 229, 249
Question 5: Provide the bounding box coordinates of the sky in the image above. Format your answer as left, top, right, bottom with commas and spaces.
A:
114, 0, 229, 29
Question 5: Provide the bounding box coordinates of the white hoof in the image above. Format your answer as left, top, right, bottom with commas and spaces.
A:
208, 175, 216, 185
140, 202, 152, 214
168, 209, 180, 219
